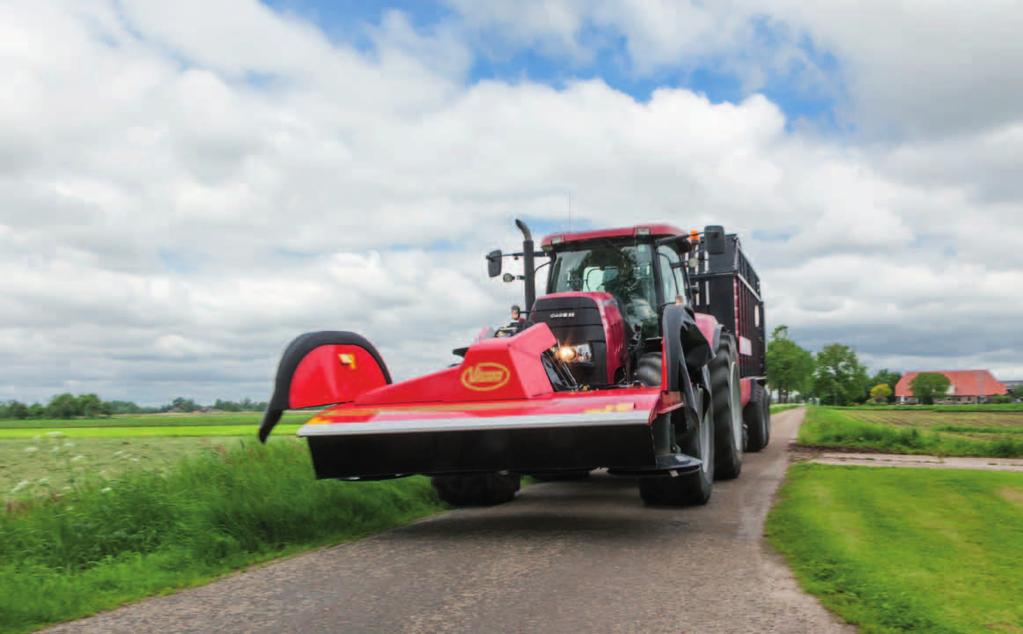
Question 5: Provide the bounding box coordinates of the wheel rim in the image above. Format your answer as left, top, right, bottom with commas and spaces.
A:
729, 362, 743, 454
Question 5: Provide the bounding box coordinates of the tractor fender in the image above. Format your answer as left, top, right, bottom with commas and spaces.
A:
259, 331, 391, 442
693, 312, 722, 354
661, 305, 715, 428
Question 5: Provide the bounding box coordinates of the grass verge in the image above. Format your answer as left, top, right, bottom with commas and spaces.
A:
797, 407, 1023, 457
770, 403, 802, 414
0, 442, 444, 633
767, 463, 1023, 633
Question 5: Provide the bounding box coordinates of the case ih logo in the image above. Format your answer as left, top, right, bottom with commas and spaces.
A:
550, 311, 575, 318
460, 362, 511, 391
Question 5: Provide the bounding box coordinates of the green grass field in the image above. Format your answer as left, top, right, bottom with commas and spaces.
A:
836, 403, 1023, 412
0, 411, 310, 429
0, 441, 444, 633
1, 436, 304, 496
768, 464, 1023, 633
797, 407, 1023, 457
0, 424, 302, 440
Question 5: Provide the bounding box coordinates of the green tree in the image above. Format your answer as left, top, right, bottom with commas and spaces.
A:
214, 399, 242, 412
45, 393, 81, 419
0, 401, 28, 419
1010, 385, 1023, 401
106, 400, 144, 414
869, 369, 901, 403
170, 397, 197, 413
812, 344, 869, 406
910, 372, 951, 405
27, 403, 45, 418
765, 325, 815, 403
76, 393, 110, 418
869, 383, 892, 403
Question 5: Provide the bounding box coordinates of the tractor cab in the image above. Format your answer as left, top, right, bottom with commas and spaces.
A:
486, 224, 701, 388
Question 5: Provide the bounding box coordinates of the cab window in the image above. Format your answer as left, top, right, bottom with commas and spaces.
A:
657, 246, 682, 305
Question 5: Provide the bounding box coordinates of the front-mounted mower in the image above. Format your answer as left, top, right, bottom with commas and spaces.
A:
259, 220, 769, 506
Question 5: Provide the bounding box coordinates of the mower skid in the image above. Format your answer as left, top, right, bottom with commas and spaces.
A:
297, 392, 668, 479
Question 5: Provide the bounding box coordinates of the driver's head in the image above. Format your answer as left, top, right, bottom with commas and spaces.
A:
511, 304, 521, 320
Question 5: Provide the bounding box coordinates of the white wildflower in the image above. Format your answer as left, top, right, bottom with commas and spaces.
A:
100, 487, 112, 494
63, 441, 75, 449
11, 480, 31, 493
46, 431, 64, 438
37, 477, 49, 485
23, 446, 38, 453
71, 455, 85, 462
130, 457, 140, 463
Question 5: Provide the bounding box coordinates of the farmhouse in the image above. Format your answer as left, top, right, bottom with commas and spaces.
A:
895, 370, 1007, 404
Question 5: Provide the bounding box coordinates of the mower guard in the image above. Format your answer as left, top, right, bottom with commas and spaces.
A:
299, 389, 667, 478
264, 322, 685, 479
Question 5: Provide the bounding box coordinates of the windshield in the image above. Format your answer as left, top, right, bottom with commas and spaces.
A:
549, 243, 658, 338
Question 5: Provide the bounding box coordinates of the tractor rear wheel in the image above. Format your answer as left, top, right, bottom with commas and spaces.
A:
431, 472, 520, 507
744, 382, 771, 452
639, 390, 715, 506
710, 334, 743, 480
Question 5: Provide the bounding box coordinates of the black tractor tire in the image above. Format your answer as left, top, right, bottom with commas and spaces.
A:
532, 470, 592, 481
431, 473, 520, 507
710, 334, 743, 480
639, 391, 715, 506
634, 351, 662, 387
744, 382, 771, 452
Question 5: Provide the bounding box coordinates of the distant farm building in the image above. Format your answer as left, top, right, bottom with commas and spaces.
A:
895, 370, 1008, 404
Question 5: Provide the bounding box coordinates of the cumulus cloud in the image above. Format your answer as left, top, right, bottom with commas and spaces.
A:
0, 0, 1021, 404
447, 0, 1023, 137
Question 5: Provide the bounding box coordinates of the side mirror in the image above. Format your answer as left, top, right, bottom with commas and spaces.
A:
486, 249, 502, 277
704, 225, 726, 255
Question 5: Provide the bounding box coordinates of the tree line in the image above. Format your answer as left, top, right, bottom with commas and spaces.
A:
763, 326, 1022, 406
0, 394, 268, 420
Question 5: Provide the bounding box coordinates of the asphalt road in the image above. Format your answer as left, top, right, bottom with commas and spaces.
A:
49, 407, 851, 634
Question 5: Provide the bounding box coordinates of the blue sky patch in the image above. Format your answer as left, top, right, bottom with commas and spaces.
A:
259, 1, 845, 130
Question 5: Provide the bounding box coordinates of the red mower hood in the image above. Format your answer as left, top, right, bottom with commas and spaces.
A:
354, 322, 559, 406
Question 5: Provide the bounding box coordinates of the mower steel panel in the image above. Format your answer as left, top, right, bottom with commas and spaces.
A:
298, 409, 648, 436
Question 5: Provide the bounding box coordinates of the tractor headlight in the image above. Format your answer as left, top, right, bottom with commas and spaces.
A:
557, 343, 592, 363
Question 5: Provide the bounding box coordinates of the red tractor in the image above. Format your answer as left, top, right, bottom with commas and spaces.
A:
259, 220, 769, 506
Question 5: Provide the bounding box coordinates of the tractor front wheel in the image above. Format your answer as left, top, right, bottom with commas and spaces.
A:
431, 472, 521, 507
639, 391, 715, 506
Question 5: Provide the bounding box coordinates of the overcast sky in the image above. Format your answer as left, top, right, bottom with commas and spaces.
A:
2, 0, 1022, 405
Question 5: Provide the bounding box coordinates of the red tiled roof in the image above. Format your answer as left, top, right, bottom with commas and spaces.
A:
895, 370, 1008, 398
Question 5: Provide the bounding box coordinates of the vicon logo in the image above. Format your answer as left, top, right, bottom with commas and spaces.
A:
460, 362, 511, 391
